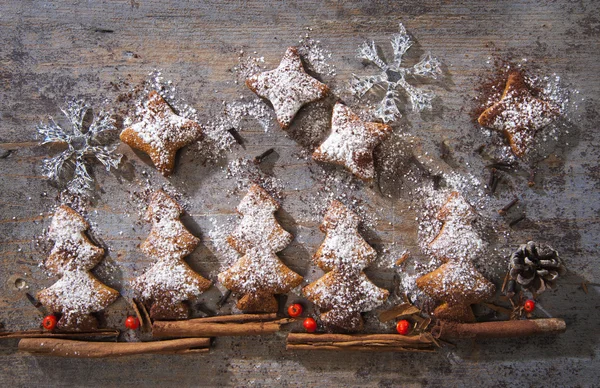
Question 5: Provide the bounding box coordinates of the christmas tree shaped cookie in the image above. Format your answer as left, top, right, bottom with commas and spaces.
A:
37, 205, 119, 331
428, 191, 483, 262
303, 201, 389, 331
416, 260, 495, 322
132, 190, 211, 319
120, 91, 203, 176
218, 184, 303, 313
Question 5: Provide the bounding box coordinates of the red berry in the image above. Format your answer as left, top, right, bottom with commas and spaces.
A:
396, 319, 410, 335
42, 315, 57, 331
287, 303, 303, 318
125, 316, 140, 330
523, 299, 536, 313
303, 317, 317, 333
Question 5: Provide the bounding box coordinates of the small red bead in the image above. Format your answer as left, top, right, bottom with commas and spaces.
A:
396, 319, 410, 335
523, 299, 536, 313
125, 316, 140, 330
42, 315, 57, 331
303, 317, 317, 333
287, 303, 303, 318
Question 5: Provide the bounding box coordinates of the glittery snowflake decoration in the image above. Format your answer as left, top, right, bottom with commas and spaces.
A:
350, 23, 442, 123
37, 100, 122, 194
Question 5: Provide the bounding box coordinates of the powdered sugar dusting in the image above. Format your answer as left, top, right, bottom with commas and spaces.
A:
313, 102, 392, 180
133, 191, 210, 307
37, 206, 118, 329
303, 201, 388, 330
246, 47, 329, 129
218, 185, 302, 306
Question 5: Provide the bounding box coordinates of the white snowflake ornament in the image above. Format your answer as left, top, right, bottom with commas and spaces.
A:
37, 100, 122, 195
351, 23, 442, 123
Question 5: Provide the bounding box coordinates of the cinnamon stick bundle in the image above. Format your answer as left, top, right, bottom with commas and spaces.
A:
0, 329, 119, 340
286, 333, 437, 352
18, 337, 210, 358
153, 313, 293, 338
435, 318, 566, 339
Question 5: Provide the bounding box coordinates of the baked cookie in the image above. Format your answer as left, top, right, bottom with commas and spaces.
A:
313, 102, 392, 181
416, 260, 495, 322
37, 205, 119, 331
218, 184, 303, 313
303, 200, 389, 331
132, 190, 211, 319
477, 70, 559, 157
246, 47, 329, 129
120, 91, 203, 176
428, 191, 482, 261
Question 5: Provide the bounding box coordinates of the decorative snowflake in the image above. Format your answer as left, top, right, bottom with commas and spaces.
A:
350, 23, 442, 123
37, 100, 122, 195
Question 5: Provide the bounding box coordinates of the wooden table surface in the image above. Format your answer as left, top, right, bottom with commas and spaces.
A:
1, 1, 599, 386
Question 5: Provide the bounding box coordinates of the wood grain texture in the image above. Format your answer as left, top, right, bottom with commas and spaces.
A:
1, 0, 599, 386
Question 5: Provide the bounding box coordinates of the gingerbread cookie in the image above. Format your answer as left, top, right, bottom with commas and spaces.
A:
218, 184, 303, 313
132, 190, 211, 319
246, 47, 329, 129
416, 260, 495, 322
120, 91, 203, 176
478, 70, 559, 157
313, 102, 392, 181
37, 205, 119, 331
428, 191, 483, 262
303, 200, 389, 331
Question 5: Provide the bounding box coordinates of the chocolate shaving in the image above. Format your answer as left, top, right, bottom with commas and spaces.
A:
227, 128, 245, 146
498, 198, 519, 215
254, 148, 275, 164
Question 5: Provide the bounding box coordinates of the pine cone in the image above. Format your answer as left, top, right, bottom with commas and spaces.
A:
509, 241, 566, 295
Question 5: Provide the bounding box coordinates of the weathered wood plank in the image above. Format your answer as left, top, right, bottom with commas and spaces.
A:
0, 0, 599, 386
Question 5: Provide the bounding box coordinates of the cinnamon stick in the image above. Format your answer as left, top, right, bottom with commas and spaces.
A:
434, 318, 566, 339
18, 337, 210, 358
286, 333, 436, 352
0, 329, 119, 340
152, 314, 292, 338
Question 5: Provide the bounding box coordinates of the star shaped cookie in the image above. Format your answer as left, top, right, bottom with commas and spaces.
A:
246, 47, 329, 129
313, 102, 392, 180
478, 71, 559, 157
120, 91, 203, 176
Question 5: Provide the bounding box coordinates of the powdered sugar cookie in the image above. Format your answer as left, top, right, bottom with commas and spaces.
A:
218, 184, 302, 313
37, 205, 119, 331
132, 190, 211, 319
478, 71, 559, 157
416, 260, 495, 322
313, 102, 392, 181
246, 47, 329, 129
303, 200, 389, 331
120, 91, 203, 176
